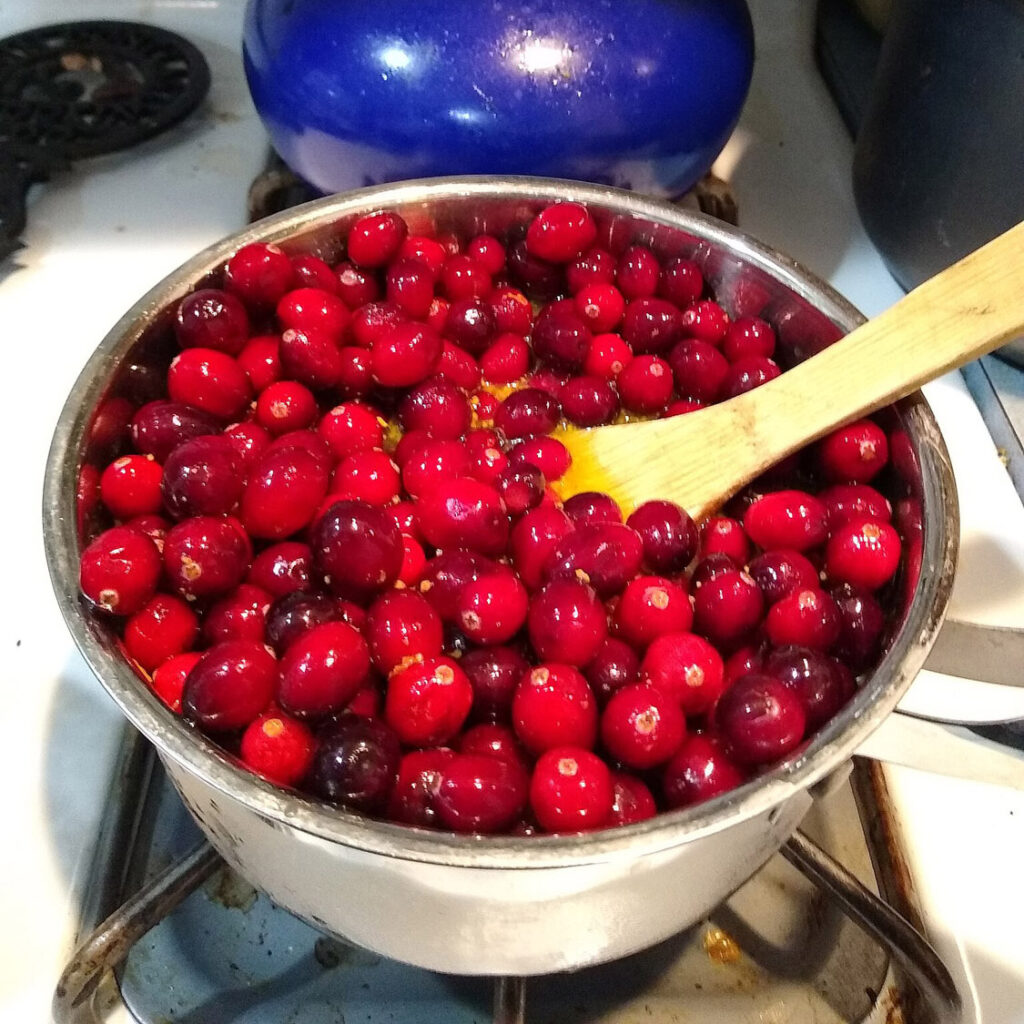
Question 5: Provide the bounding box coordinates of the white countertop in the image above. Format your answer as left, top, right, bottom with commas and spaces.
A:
1, 1, 1022, 1021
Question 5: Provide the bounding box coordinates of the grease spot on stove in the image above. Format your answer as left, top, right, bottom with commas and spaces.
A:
205, 865, 259, 911
702, 927, 741, 964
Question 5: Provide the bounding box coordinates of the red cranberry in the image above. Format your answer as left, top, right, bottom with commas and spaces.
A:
609, 771, 657, 826
385, 499, 422, 540
615, 576, 692, 647
824, 519, 901, 590
151, 651, 201, 713
640, 631, 725, 716
559, 375, 618, 426
161, 435, 244, 520
265, 428, 334, 475
123, 593, 198, 671
334, 260, 380, 307
829, 582, 885, 670
543, 522, 644, 598
480, 333, 530, 383
621, 297, 684, 354
265, 590, 341, 654
700, 515, 750, 564
387, 747, 456, 827
240, 711, 316, 787
743, 490, 829, 552
506, 238, 564, 299
163, 516, 251, 601
510, 505, 575, 589
724, 643, 766, 686
573, 282, 625, 333
398, 233, 446, 277
348, 300, 405, 348
290, 253, 338, 293
662, 733, 745, 808
466, 234, 506, 274
601, 682, 686, 770
457, 568, 529, 645
567, 246, 616, 292
491, 285, 534, 334
401, 438, 472, 499
385, 655, 474, 746
496, 463, 545, 516
471, 388, 500, 425
722, 316, 776, 362
175, 288, 249, 354
182, 640, 277, 732
762, 646, 854, 730
398, 534, 428, 586
255, 379, 318, 434
167, 348, 252, 421
371, 321, 443, 387
276, 327, 341, 390
417, 548, 493, 620
681, 298, 729, 343
616, 245, 661, 299
461, 645, 530, 721
819, 483, 892, 532
617, 355, 673, 413
237, 335, 282, 393
417, 477, 509, 556
241, 444, 329, 541
765, 587, 842, 650
441, 254, 492, 300
278, 619, 370, 719
747, 549, 820, 605
690, 551, 737, 591
562, 491, 623, 526
399, 376, 471, 439
659, 256, 704, 308
347, 211, 407, 267
318, 402, 384, 460
584, 331, 634, 380
530, 746, 613, 833
818, 419, 889, 483
508, 435, 571, 481
308, 716, 401, 813
223, 420, 272, 470
584, 637, 640, 703
312, 499, 404, 598
714, 673, 807, 766
720, 355, 781, 399
627, 500, 698, 574
201, 582, 270, 644
224, 242, 294, 308
457, 722, 527, 769
386, 257, 436, 317
336, 347, 374, 398
668, 338, 729, 404
247, 541, 312, 597
527, 579, 607, 666
436, 753, 529, 833
442, 296, 497, 354
365, 589, 443, 673
466, 433, 510, 487
692, 568, 764, 646
526, 203, 597, 262
513, 663, 597, 755
331, 450, 401, 506
130, 401, 220, 461
100, 454, 164, 519
277, 288, 350, 344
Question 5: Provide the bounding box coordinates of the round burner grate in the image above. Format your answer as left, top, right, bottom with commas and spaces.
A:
0, 19, 211, 165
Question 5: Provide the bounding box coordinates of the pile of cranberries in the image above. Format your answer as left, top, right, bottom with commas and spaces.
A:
77, 200, 908, 837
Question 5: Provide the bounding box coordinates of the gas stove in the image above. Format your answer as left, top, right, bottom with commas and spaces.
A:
3, 1, 1023, 1022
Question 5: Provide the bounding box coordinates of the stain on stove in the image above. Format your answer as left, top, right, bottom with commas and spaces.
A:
206, 865, 259, 911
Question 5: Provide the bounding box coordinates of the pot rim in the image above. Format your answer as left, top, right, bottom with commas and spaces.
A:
42, 175, 959, 869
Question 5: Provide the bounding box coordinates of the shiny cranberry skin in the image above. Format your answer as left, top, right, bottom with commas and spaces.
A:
690, 551, 737, 591
365, 589, 443, 673
240, 711, 316, 786
334, 260, 380, 307
313, 500, 404, 598
765, 587, 843, 649
510, 505, 575, 589
700, 515, 750, 564
130, 401, 220, 462
615, 576, 691, 647
167, 348, 251, 421
457, 568, 529, 645
692, 568, 764, 646
151, 651, 201, 713
265, 428, 334, 474
491, 285, 534, 334
290, 253, 338, 293
668, 338, 729, 404
627, 500, 698, 574
722, 316, 776, 362
747, 549, 820, 605
559, 375, 618, 427
417, 477, 509, 556
182, 640, 277, 732
543, 522, 644, 598
349, 299, 405, 348
441, 254, 492, 300
371, 322, 443, 387
603, 682, 686, 769
457, 723, 527, 769
336, 347, 374, 398
621, 297, 684, 355
254, 380, 318, 434
526, 202, 596, 262
584, 637, 640, 703
616, 245, 660, 299
399, 376, 471, 439
442, 296, 497, 354
241, 444, 329, 541
99, 454, 163, 520
659, 256, 704, 308
513, 663, 598, 754
567, 246, 616, 292
247, 541, 312, 597
436, 753, 529, 833
829, 582, 885, 670
480, 333, 530, 383
507, 236, 566, 298
386, 655, 474, 746
224, 242, 294, 308
163, 516, 251, 601
743, 490, 829, 552
387, 747, 456, 827
175, 288, 249, 354
825, 519, 901, 590
237, 336, 282, 393
466, 233, 506, 273
398, 535, 428, 586
715, 673, 807, 766
527, 579, 607, 666
640, 631, 725, 716
724, 644, 766, 687
618, 355, 673, 413
464, 432, 509, 485
496, 463, 545, 516
318, 402, 384, 460
332, 449, 401, 506
347, 211, 407, 267
265, 590, 341, 654
123, 593, 199, 671
509, 435, 571, 481
278, 620, 370, 719
276, 327, 341, 390
201, 582, 270, 644
818, 419, 889, 483
820, 483, 892, 532
530, 746, 613, 833
401, 439, 472, 499
721, 356, 782, 399
309, 716, 401, 813
223, 421, 272, 471
161, 435, 242, 520
460, 645, 530, 721
561, 492, 621, 526
494, 388, 560, 441
572, 282, 624, 334
762, 646, 854, 729
277, 288, 350, 345
532, 309, 592, 372
662, 733, 745, 808
584, 331, 634, 381
386, 257, 435, 317
417, 548, 492, 620
608, 772, 657, 826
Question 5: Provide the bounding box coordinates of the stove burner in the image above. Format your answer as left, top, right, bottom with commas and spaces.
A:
0, 20, 211, 259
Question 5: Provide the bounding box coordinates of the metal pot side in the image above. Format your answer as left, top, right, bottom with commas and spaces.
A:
42, 177, 959, 974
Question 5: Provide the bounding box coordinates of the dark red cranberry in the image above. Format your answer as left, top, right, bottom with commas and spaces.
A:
312, 499, 404, 598
828, 582, 885, 670
365, 589, 443, 673
100, 454, 164, 519
386, 257, 436, 317
457, 723, 527, 770
241, 443, 329, 541
584, 637, 640, 703
491, 286, 534, 336
457, 568, 529, 644
496, 463, 545, 516
182, 640, 277, 732
255, 379, 319, 434
240, 711, 316, 786
494, 387, 560, 440
614, 575, 692, 647
743, 490, 829, 552
442, 296, 497, 354
201, 582, 270, 644
387, 747, 457, 827
264, 428, 335, 474
348, 299, 405, 348
692, 568, 764, 646
508, 435, 572, 481
167, 348, 252, 421
461, 645, 530, 721
265, 590, 341, 654
334, 260, 380, 307
819, 483, 892, 532
818, 419, 889, 483
824, 519, 901, 590
668, 338, 729, 404
527, 578, 607, 666
566, 246, 616, 292
765, 587, 842, 650
543, 522, 644, 598
559, 375, 618, 426
530, 746, 613, 833
621, 297, 684, 354
616, 245, 660, 299
608, 771, 657, 826
163, 515, 251, 601
690, 551, 737, 591
532, 310, 592, 372
506, 237, 564, 299
662, 733, 745, 808
417, 477, 509, 556
626, 500, 698, 574
714, 673, 807, 765
278, 619, 370, 719
436, 753, 529, 833
371, 321, 443, 387
308, 716, 401, 813
399, 376, 471, 439
347, 211, 408, 267
762, 646, 854, 729
237, 335, 282, 393
601, 682, 686, 770
724, 644, 765, 687
562, 491, 623, 526
385, 655, 474, 746
124, 512, 171, 551
161, 435, 244, 520
747, 549, 820, 605
175, 288, 249, 354
525, 365, 568, 398
526, 202, 597, 262
658, 256, 703, 308
617, 355, 673, 413
510, 505, 575, 589
247, 541, 313, 597
130, 401, 221, 462
640, 631, 725, 716
417, 548, 493, 621
123, 593, 198, 671
224, 242, 294, 308
222, 421, 272, 471
277, 327, 342, 390
721, 316, 776, 362
720, 355, 781, 399
513, 664, 598, 754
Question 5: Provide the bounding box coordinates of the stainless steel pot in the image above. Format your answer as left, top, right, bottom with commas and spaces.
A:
43, 177, 958, 977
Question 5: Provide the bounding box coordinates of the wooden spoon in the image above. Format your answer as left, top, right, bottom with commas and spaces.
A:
556, 220, 1024, 520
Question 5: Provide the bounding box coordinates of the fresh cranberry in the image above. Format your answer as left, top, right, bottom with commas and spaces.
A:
460, 645, 530, 721
495, 463, 544, 516
166, 348, 251, 421
601, 682, 686, 770
347, 211, 408, 267
313, 500, 404, 598
348, 300, 405, 348
399, 376, 471, 439
440, 254, 492, 300
525, 365, 568, 398
365, 589, 443, 673
456, 568, 529, 645
615, 576, 692, 647
765, 587, 842, 649
276, 327, 341, 390
385, 655, 474, 746
163, 515, 251, 601
818, 419, 889, 483
583, 637, 640, 703
466, 234, 506, 274
491, 285, 534, 335
400, 438, 471, 499
442, 296, 497, 354
508, 435, 571, 481
385, 257, 436, 318
457, 723, 528, 769
743, 490, 829, 552
471, 388, 500, 425
667, 396, 705, 414
150, 651, 201, 713
700, 515, 750, 564
640, 631, 725, 716
617, 355, 673, 413
277, 619, 370, 719
436, 753, 529, 833
175, 288, 249, 354
334, 260, 380, 307
130, 401, 222, 461
241, 443, 329, 541
398, 534, 428, 586
762, 646, 853, 729
331, 450, 401, 506
692, 568, 764, 646
722, 316, 776, 362
182, 640, 277, 732
290, 253, 338, 293
720, 355, 782, 399
222, 420, 272, 470
465, 433, 509, 486
124, 512, 170, 551
160, 435, 242, 520
492, 388, 558, 441
100, 454, 164, 519
265, 428, 334, 474
342, 683, 381, 721
224, 242, 294, 308
659, 256, 704, 308
559, 375, 618, 426
237, 335, 282, 392
201, 582, 270, 644
123, 593, 198, 672
668, 338, 729, 403
532, 309, 592, 372
562, 491, 623, 526
616, 245, 661, 299
417, 548, 492, 620
829, 582, 885, 670
566, 246, 616, 292
387, 747, 457, 827
573, 282, 625, 333
627, 500, 698, 574
747, 549, 820, 605
662, 733, 745, 808
714, 673, 807, 765
308, 716, 401, 812
480, 333, 530, 383
265, 590, 341, 654
336, 347, 374, 398
417, 477, 508, 556
690, 551, 737, 591
526, 203, 597, 262
510, 505, 575, 589
530, 746, 613, 833
512, 663, 598, 754
277, 288, 350, 345
247, 541, 312, 597
317, 402, 384, 460
825, 519, 901, 590
584, 331, 634, 379
819, 483, 892, 532
723, 643, 766, 687
681, 298, 729, 344
543, 522, 644, 598
370, 321, 442, 387
506, 238, 564, 299
254, 379, 317, 434
527, 578, 607, 666
240, 711, 316, 786
621, 297, 684, 354
397, 233, 446, 277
